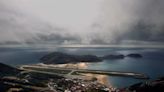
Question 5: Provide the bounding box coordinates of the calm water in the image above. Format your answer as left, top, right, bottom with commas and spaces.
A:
0, 46, 164, 87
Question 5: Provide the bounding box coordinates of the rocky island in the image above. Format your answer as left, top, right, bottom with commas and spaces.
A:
40, 52, 101, 64
40, 52, 143, 64
127, 53, 143, 58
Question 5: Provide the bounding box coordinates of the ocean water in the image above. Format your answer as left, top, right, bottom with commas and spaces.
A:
0, 46, 164, 87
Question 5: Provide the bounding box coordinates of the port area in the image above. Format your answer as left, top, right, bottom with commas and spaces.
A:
19, 64, 149, 79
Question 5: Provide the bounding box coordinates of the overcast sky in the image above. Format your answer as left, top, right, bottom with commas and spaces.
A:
0, 0, 164, 46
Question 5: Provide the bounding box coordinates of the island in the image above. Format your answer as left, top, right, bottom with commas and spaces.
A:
40, 52, 143, 64
40, 52, 102, 64
127, 53, 143, 58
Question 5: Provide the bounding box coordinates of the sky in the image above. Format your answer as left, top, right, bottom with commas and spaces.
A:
0, 0, 164, 46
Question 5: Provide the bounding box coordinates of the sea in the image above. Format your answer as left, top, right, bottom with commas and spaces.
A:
0, 45, 164, 88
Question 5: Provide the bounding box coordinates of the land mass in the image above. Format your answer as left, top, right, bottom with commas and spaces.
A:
1, 62, 113, 92
40, 52, 101, 64
0, 62, 163, 92
0, 63, 20, 77
126, 77, 164, 92
40, 52, 143, 64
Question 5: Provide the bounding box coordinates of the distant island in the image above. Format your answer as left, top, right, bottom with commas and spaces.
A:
40, 52, 143, 64
126, 53, 143, 58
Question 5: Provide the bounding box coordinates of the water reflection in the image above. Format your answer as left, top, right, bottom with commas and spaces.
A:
46, 62, 89, 69
49, 62, 112, 86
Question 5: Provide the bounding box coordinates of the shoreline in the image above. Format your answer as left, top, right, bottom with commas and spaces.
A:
20, 63, 149, 88
19, 63, 149, 80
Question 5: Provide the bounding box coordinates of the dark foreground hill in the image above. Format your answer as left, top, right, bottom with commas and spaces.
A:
126, 77, 164, 92
0, 63, 20, 77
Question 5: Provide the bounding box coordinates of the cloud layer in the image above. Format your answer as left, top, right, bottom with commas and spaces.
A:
0, 0, 164, 45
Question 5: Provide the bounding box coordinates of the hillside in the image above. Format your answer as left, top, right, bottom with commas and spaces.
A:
0, 63, 20, 77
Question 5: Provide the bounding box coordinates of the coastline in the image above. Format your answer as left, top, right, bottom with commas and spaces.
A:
18, 63, 148, 88
20, 63, 149, 79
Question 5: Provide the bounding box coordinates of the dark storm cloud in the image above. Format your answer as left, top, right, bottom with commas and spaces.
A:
0, 0, 164, 45
123, 21, 164, 43
126, 0, 164, 41
0, 2, 80, 45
